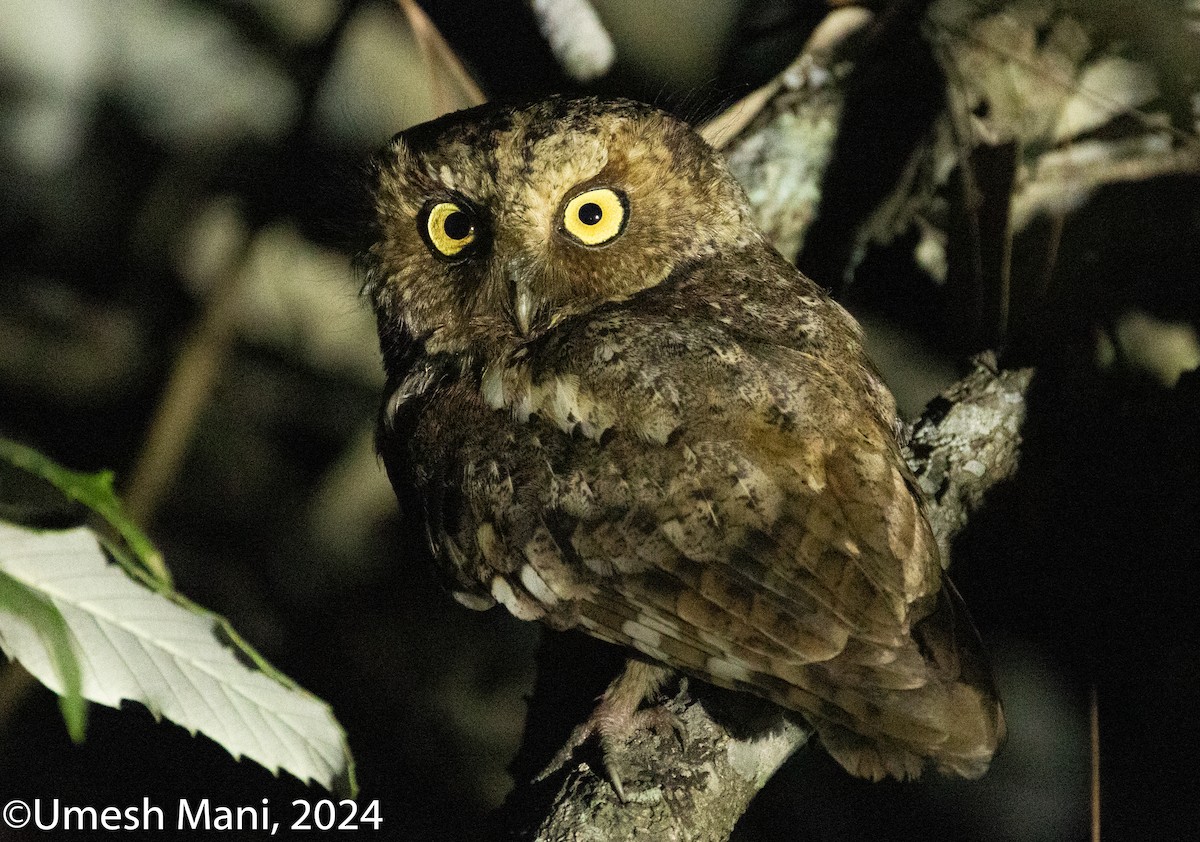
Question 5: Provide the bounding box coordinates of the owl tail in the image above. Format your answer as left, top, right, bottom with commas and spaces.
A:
812, 685, 1004, 782
810, 578, 1006, 782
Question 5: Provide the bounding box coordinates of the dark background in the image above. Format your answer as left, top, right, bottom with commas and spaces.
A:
1, 1, 1197, 839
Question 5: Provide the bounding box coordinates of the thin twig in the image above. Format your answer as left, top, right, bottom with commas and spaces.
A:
699, 6, 875, 148
123, 229, 254, 523
997, 138, 1018, 343
396, 0, 487, 116
1090, 684, 1101, 842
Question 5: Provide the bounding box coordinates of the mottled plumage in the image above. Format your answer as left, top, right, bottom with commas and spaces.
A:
364, 96, 1004, 783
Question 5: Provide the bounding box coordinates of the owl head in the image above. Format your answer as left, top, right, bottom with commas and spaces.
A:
363, 96, 758, 373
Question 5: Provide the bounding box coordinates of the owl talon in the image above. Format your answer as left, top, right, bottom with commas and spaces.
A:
534, 706, 634, 801
602, 756, 629, 803
536, 708, 680, 802
534, 659, 674, 802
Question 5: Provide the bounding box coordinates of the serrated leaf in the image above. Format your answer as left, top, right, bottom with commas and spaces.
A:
0, 437, 171, 587
0, 520, 355, 797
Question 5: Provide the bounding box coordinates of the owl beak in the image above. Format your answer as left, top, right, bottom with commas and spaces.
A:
511, 274, 536, 336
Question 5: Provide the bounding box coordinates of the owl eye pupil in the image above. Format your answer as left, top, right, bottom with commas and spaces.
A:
443, 210, 473, 240
577, 202, 603, 226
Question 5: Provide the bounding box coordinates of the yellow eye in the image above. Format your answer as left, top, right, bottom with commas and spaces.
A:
423, 201, 477, 258
561, 187, 627, 246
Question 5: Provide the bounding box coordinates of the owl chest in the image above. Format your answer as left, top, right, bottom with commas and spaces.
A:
397, 351, 801, 622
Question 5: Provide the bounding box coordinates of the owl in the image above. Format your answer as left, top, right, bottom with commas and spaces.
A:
363, 96, 1004, 789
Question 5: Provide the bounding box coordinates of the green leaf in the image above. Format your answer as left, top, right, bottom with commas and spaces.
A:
0, 569, 87, 741
0, 520, 356, 797
0, 437, 171, 587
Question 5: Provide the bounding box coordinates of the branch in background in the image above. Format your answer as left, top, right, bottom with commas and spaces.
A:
906, 354, 1034, 557
705, 5, 877, 261
863, 0, 1200, 349
527, 0, 616, 83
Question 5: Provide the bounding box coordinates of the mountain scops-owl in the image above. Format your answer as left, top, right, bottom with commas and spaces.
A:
364, 95, 1004, 788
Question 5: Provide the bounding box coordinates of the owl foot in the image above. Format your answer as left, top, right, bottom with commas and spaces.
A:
535, 659, 680, 802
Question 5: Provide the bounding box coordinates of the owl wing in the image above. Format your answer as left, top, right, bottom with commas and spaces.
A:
480, 348, 995, 779
385, 291, 1001, 779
